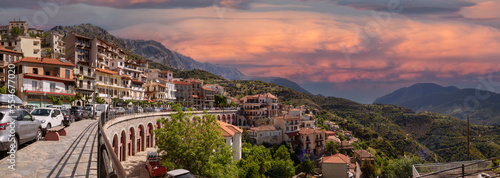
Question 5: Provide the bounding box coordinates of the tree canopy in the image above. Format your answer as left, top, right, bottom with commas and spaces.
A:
154, 104, 237, 177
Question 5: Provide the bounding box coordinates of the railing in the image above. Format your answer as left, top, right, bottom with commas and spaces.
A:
97, 109, 127, 178
414, 157, 500, 178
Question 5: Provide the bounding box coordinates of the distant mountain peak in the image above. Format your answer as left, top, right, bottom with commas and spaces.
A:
374, 83, 500, 125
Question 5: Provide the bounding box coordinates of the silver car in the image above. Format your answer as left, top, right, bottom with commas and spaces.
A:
0, 108, 42, 153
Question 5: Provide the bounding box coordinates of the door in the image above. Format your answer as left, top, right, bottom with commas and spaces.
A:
11, 110, 29, 143
22, 110, 37, 139
54, 110, 63, 126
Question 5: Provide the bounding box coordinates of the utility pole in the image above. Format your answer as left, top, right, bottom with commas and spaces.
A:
467, 114, 470, 161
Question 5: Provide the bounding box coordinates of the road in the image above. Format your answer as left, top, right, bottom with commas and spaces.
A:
0, 119, 98, 178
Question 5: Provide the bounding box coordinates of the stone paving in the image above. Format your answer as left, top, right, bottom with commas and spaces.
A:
0, 119, 98, 178
121, 147, 159, 178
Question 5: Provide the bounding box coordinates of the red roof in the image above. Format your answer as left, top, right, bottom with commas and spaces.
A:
218, 121, 242, 137
14, 57, 75, 67
96, 68, 118, 75
121, 74, 131, 79
202, 87, 214, 91
0, 47, 22, 54
323, 153, 350, 164
132, 79, 144, 84
173, 81, 191, 85
286, 131, 299, 137
24, 73, 75, 83
25, 90, 76, 96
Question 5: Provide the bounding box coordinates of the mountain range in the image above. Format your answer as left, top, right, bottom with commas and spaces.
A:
374, 83, 500, 125
48, 24, 311, 93
48, 24, 244, 79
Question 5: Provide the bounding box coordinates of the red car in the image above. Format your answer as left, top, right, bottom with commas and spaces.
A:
146, 152, 167, 178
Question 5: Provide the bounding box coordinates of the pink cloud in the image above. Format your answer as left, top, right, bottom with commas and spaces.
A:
110, 5, 500, 84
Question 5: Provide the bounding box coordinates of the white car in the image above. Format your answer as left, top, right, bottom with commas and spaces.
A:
31, 108, 64, 133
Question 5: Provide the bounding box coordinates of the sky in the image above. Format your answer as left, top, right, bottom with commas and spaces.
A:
1, 0, 500, 103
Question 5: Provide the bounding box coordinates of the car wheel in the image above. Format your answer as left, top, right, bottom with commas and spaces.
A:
35, 128, 42, 141
46, 123, 51, 131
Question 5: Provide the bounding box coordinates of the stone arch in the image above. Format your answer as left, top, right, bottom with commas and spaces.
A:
232, 114, 236, 125
128, 127, 136, 156
222, 115, 226, 123
120, 130, 126, 161
217, 115, 221, 121
227, 114, 231, 123
147, 123, 154, 148
138, 124, 145, 152
112, 134, 119, 157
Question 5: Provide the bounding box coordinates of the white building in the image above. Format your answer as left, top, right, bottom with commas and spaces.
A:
218, 121, 242, 160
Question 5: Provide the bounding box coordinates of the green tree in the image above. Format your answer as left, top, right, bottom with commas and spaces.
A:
326, 141, 338, 154
230, 100, 235, 107
0, 86, 7, 94
361, 160, 376, 178
66, 96, 77, 106
299, 156, 315, 176
154, 104, 237, 177
94, 96, 106, 104
83, 96, 92, 105
47, 96, 64, 105
238, 144, 272, 178
215, 94, 228, 107
267, 145, 295, 177
10, 27, 22, 38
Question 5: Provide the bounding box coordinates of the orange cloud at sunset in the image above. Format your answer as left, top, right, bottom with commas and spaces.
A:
112, 5, 500, 84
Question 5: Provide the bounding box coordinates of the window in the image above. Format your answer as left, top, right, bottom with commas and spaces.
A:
65, 70, 70, 79
45, 71, 50, 76
32, 81, 37, 90
22, 110, 32, 121
50, 83, 56, 90
80, 66, 83, 72
99, 76, 102, 81
88, 68, 91, 75
33, 68, 38, 74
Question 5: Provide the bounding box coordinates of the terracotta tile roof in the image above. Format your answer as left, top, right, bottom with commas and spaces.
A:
243, 93, 279, 100
323, 153, 350, 164
286, 131, 299, 137
202, 87, 214, 91
121, 74, 131, 79
24, 73, 75, 82
250, 125, 277, 132
25, 90, 76, 96
14, 57, 75, 67
325, 131, 336, 136
218, 121, 242, 137
132, 79, 144, 84
354, 149, 374, 160
74, 34, 92, 40
155, 82, 166, 88
0, 47, 22, 54
96, 68, 118, 75
327, 136, 341, 144
159, 70, 173, 74
173, 81, 191, 85
283, 115, 301, 121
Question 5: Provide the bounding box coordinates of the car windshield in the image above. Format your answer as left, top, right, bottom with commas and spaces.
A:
71, 106, 82, 110
61, 110, 69, 116
31, 109, 51, 116
175, 173, 194, 178
84, 107, 92, 110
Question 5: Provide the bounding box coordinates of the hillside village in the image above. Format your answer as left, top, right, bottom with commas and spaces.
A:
0, 20, 377, 177
2, 20, 500, 178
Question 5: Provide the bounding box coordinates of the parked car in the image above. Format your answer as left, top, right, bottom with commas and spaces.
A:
154, 107, 161, 112
146, 152, 167, 178
70, 106, 86, 121
161, 108, 172, 112
84, 105, 95, 119
165, 169, 194, 178
24, 105, 39, 112
30, 108, 64, 134
133, 106, 144, 113
61, 110, 75, 127
144, 107, 154, 112
0, 108, 42, 154
126, 107, 134, 114
114, 107, 126, 115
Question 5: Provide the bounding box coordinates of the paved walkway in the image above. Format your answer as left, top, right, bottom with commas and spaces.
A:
122, 147, 159, 178
0, 119, 98, 178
